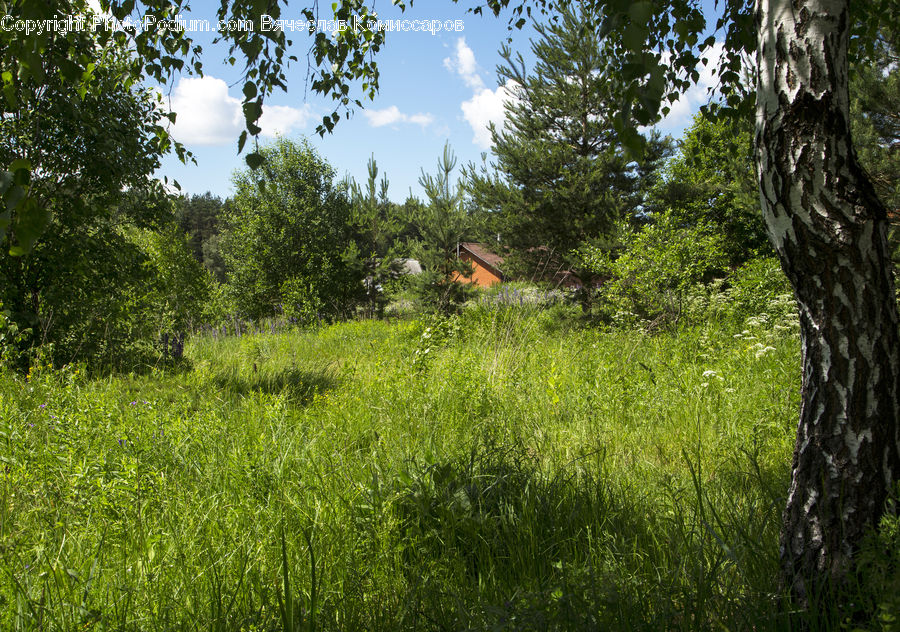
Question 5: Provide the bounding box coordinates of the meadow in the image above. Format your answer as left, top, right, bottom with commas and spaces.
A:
3, 302, 877, 631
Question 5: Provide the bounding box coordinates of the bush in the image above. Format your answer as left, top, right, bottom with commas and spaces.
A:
223, 138, 364, 321
722, 257, 793, 323
130, 225, 214, 337
582, 212, 729, 329
280, 276, 325, 326
0, 300, 30, 370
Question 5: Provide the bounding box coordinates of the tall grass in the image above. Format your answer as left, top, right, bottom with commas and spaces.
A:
0, 308, 845, 630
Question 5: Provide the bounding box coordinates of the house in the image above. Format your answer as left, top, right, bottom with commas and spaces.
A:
454, 242, 504, 288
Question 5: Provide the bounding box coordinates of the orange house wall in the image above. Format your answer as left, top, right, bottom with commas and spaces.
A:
453, 252, 502, 288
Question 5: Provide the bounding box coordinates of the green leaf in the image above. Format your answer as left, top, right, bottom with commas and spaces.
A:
58, 59, 83, 83
21, 50, 45, 84
9, 198, 50, 256
9, 159, 31, 175
628, 1, 654, 25
0, 70, 15, 109
0, 171, 13, 195
4, 185, 26, 212
622, 24, 648, 53
243, 81, 257, 100
619, 125, 645, 159
243, 101, 262, 124
245, 152, 264, 169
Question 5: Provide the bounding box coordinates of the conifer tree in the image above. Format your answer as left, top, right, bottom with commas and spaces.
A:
466, 1, 669, 287
850, 27, 899, 246
413, 143, 474, 314
349, 155, 401, 318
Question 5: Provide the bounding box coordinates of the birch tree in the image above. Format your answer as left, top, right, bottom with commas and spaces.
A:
756, 0, 900, 605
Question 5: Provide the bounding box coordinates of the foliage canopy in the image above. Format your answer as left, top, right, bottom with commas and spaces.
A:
223, 137, 362, 323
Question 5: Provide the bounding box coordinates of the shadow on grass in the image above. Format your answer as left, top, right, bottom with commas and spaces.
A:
212, 365, 337, 405
343, 437, 797, 631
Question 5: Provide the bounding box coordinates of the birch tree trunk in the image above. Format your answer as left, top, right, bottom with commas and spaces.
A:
756, 0, 900, 607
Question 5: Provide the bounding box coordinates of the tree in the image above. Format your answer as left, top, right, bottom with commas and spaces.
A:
3, 0, 896, 611
1, 0, 400, 252
476, 0, 900, 610
754, 0, 900, 607
0, 20, 184, 369
0, 1, 190, 254
175, 192, 228, 283
411, 143, 475, 314
650, 110, 770, 264
466, 2, 670, 288
129, 220, 214, 351
850, 28, 900, 261
348, 156, 402, 318
222, 137, 363, 322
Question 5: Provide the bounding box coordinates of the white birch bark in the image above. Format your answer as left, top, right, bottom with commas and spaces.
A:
756, 0, 900, 606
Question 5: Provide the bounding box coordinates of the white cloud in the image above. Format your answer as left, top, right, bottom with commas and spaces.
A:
445, 37, 518, 149
443, 38, 485, 92
655, 42, 727, 135
362, 105, 434, 128
407, 112, 436, 127
168, 76, 310, 146
461, 80, 518, 149
259, 104, 312, 137
86, 0, 105, 15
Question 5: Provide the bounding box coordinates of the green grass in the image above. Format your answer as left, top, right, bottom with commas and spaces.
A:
0, 310, 807, 630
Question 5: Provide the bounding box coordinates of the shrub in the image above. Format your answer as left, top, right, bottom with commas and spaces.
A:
582, 212, 729, 329
222, 138, 364, 321
722, 256, 793, 324
130, 224, 214, 338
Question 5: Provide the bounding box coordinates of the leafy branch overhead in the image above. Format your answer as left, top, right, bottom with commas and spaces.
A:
0, 0, 397, 254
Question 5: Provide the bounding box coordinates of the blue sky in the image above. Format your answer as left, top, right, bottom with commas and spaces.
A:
155, 1, 723, 203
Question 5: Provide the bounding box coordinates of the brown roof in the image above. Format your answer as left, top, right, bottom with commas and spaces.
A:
459, 242, 504, 277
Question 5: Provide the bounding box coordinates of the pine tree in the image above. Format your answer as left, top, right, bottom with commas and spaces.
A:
175, 192, 228, 283
413, 143, 475, 314
466, 1, 669, 286
349, 155, 401, 318
850, 27, 900, 261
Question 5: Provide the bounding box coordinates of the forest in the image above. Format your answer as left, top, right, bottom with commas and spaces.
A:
1, 0, 899, 629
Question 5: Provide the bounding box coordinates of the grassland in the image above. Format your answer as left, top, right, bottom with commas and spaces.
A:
0, 306, 821, 630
